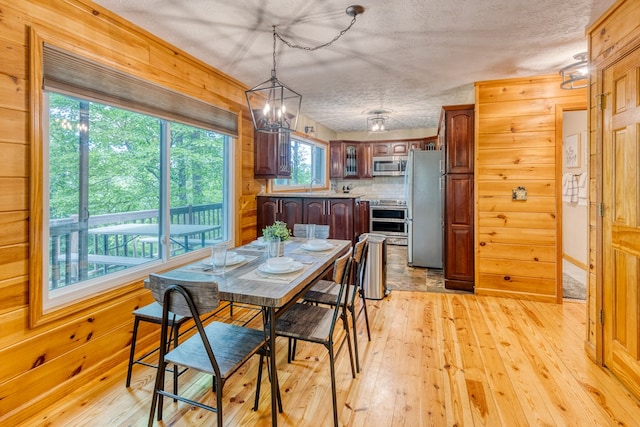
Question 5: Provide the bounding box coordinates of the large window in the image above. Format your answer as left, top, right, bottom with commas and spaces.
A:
46, 93, 231, 293
30, 41, 239, 319
273, 136, 327, 190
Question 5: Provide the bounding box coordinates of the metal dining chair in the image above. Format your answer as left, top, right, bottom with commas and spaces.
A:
302, 237, 371, 373
125, 302, 189, 397
146, 273, 280, 427
256, 248, 353, 427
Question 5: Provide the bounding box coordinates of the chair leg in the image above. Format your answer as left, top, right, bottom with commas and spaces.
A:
360, 289, 372, 341
126, 317, 141, 387
148, 359, 167, 426
350, 306, 361, 373
341, 312, 356, 379
216, 380, 224, 427
327, 342, 339, 427
172, 322, 180, 398
254, 352, 283, 413
254, 354, 264, 411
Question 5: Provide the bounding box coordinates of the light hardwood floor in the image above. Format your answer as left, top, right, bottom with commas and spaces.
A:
19, 253, 640, 426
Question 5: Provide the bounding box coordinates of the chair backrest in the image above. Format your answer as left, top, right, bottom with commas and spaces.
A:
328, 248, 353, 334
293, 223, 330, 239
148, 273, 220, 317
353, 237, 369, 289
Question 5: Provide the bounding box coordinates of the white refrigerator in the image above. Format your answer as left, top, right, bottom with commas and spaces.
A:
405, 149, 444, 268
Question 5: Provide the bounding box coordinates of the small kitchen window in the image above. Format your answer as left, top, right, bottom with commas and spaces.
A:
272, 136, 327, 191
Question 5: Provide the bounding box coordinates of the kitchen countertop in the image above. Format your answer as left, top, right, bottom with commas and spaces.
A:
259, 192, 362, 199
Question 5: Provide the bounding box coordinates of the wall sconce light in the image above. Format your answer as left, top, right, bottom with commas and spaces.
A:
304, 126, 316, 137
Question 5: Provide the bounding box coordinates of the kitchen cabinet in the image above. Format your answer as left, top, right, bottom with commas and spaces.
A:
257, 197, 302, 235
442, 106, 474, 174
329, 140, 372, 179
303, 198, 355, 242
440, 104, 474, 291
372, 141, 408, 156
258, 195, 361, 243
444, 174, 474, 290
254, 131, 291, 178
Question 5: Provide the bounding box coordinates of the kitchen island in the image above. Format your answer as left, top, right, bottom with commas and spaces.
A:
257, 192, 368, 243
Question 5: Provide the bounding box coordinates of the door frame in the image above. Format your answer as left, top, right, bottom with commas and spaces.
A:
555, 102, 588, 304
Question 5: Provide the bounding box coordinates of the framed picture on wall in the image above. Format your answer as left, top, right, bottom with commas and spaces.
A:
564, 133, 580, 168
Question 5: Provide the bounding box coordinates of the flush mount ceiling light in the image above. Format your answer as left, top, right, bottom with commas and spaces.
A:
367, 109, 391, 132
559, 52, 588, 90
246, 5, 365, 134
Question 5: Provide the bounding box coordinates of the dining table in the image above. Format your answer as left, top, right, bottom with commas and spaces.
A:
147, 237, 352, 426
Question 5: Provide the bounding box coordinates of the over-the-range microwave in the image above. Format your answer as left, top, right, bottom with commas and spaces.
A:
372, 155, 408, 176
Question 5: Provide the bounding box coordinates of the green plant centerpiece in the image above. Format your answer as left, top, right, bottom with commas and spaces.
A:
262, 220, 291, 242
262, 221, 290, 257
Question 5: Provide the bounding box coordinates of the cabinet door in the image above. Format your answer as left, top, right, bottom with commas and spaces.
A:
357, 143, 372, 178
372, 142, 391, 156
408, 140, 423, 150
444, 174, 474, 289
390, 141, 408, 154
254, 132, 291, 178
344, 143, 359, 178
357, 200, 370, 236
326, 199, 354, 241
303, 199, 326, 226
445, 108, 474, 174
257, 197, 279, 236
280, 198, 303, 232
329, 141, 344, 179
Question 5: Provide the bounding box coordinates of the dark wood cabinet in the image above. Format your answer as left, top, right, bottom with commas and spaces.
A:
257, 196, 302, 236
302, 198, 355, 242
356, 200, 370, 238
444, 174, 474, 290
442, 106, 474, 174
440, 104, 475, 292
329, 140, 372, 179
254, 131, 291, 178
372, 141, 407, 156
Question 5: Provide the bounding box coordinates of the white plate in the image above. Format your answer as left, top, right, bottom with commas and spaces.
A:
203, 254, 246, 267
301, 242, 333, 252
258, 261, 303, 275
225, 254, 246, 266
250, 239, 267, 248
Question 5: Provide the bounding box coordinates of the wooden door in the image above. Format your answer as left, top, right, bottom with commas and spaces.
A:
303, 199, 326, 226
444, 174, 474, 291
329, 141, 344, 179
327, 199, 354, 242
281, 198, 303, 233
602, 47, 640, 398
257, 197, 279, 236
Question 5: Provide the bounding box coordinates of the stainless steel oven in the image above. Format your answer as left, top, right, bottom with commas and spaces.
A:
369, 200, 408, 245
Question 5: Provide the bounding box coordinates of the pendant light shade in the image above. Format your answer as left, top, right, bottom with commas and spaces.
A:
245, 6, 364, 134
246, 70, 301, 134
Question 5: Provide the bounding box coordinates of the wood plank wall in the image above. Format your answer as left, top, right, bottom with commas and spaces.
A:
474, 76, 587, 302
0, 0, 262, 424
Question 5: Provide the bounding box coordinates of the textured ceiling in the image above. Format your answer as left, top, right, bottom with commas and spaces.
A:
93, 0, 614, 133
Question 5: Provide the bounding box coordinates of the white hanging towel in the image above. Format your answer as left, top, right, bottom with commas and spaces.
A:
578, 171, 588, 206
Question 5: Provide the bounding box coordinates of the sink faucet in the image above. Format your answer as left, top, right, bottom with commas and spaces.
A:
308, 177, 321, 193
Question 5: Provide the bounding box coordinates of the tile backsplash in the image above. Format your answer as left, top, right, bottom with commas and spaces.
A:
332, 176, 407, 200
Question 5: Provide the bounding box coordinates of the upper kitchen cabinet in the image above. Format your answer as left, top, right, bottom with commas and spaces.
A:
372, 141, 408, 156
439, 105, 474, 174
254, 131, 291, 178
329, 140, 372, 179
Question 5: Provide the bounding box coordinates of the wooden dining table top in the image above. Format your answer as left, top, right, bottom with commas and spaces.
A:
148, 238, 352, 308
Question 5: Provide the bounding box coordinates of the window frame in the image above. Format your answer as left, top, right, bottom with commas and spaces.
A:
270, 134, 329, 192
29, 30, 237, 327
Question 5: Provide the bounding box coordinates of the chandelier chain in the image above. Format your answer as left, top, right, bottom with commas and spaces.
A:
274, 15, 359, 52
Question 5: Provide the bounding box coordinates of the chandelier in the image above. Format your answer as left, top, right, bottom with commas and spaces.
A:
246, 5, 365, 134
367, 110, 390, 132
559, 52, 588, 90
